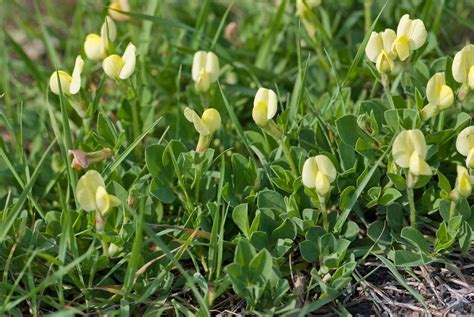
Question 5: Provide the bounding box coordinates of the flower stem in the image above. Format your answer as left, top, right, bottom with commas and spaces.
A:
318, 194, 328, 231
407, 185, 416, 228
449, 200, 456, 219
281, 137, 297, 175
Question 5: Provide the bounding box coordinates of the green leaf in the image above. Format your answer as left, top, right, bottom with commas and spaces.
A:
232, 204, 250, 238
249, 249, 273, 282
271, 218, 296, 242
401, 227, 430, 253
257, 190, 286, 214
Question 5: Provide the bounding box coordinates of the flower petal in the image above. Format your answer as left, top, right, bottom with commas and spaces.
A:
103, 54, 124, 79
407, 18, 427, 50
266, 89, 278, 120
96, 186, 111, 216
314, 155, 337, 182
76, 170, 105, 212
184, 107, 210, 135
456, 126, 474, 156
201, 108, 221, 134
365, 32, 382, 62
205, 51, 220, 83
315, 171, 330, 196
49, 71, 72, 96
70, 55, 84, 94
409, 152, 431, 176
119, 43, 136, 79
84, 34, 104, 61
192, 51, 207, 81
302, 157, 319, 188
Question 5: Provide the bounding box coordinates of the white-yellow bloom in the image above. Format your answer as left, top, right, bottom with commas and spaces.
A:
252, 88, 278, 127
456, 126, 474, 168
296, 0, 321, 19
108, 0, 130, 22
192, 51, 219, 92
76, 170, 120, 216
84, 16, 117, 61
452, 44, 474, 90
365, 29, 396, 73
455, 165, 472, 198
49, 56, 84, 95
421, 72, 454, 120
102, 43, 136, 79
392, 129, 431, 176
184, 107, 221, 136
392, 14, 427, 61
302, 155, 337, 196
426, 72, 454, 109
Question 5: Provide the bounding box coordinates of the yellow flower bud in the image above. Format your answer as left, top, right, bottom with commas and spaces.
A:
192, 51, 219, 92
392, 129, 428, 169
108, 0, 130, 22
452, 44, 474, 88
76, 170, 120, 215
49, 56, 84, 95
455, 165, 472, 198
102, 43, 136, 80
376, 50, 395, 73
302, 155, 337, 196
392, 14, 427, 61
456, 126, 474, 159
420, 103, 437, 121
365, 29, 396, 74
252, 88, 278, 127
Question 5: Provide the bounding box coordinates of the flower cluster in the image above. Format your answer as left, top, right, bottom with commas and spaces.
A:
365, 14, 427, 74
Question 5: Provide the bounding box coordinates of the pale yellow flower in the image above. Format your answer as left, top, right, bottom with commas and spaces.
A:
392, 129, 431, 176
365, 29, 396, 73
302, 155, 337, 196
452, 44, 474, 90
108, 0, 130, 22
456, 126, 474, 168
252, 88, 278, 127
184, 107, 221, 136
392, 14, 427, 61
192, 51, 219, 92
84, 16, 117, 61
76, 170, 120, 216
49, 56, 84, 95
102, 43, 136, 80
421, 72, 454, 120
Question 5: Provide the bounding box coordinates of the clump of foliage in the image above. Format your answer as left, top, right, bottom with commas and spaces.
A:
1, 0, 473, 315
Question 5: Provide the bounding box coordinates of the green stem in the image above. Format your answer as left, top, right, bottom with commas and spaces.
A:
382, 74, 395, 109
318, 194, 328, 231
194, 161, 202, 202
281, 137, 297, 175
130, 100, 140, 144
449, 200, 456, 219
95, 212, 109, 257
363, 0, 373, 33
407, 185, 416, 228
437, 111, 445, 131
